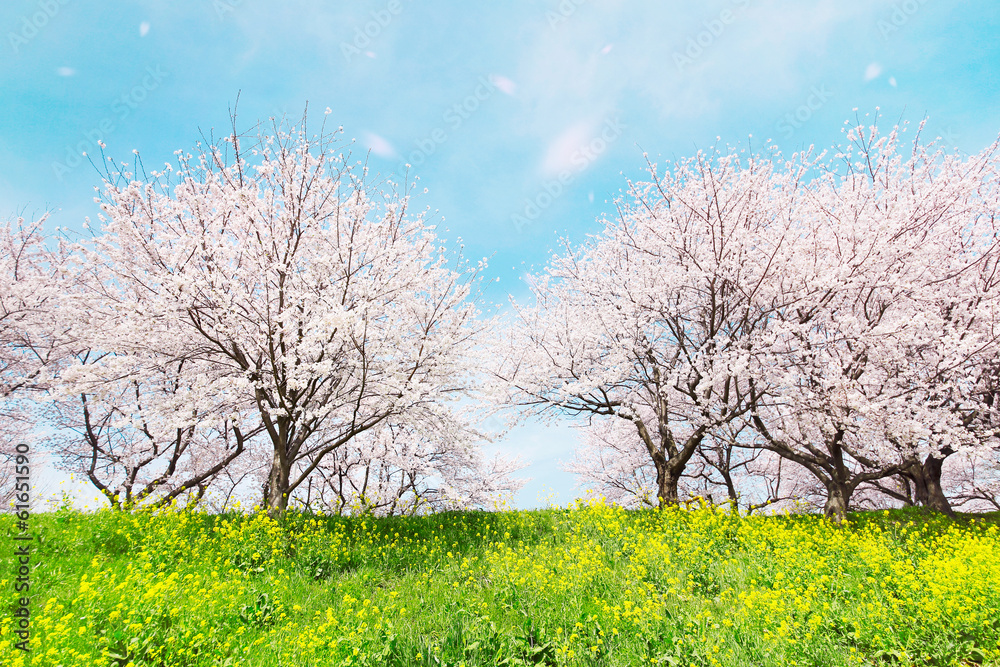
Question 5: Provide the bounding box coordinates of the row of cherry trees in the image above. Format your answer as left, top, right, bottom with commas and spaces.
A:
3, 117, 999, 520
2, 118, 523, 516
495, 123, 1000, 520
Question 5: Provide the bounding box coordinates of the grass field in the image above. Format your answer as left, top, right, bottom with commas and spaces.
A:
1, 501, 999, 666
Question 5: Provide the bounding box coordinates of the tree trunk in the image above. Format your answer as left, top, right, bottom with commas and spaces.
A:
824, 482, 852, 523
902, 460, 930, 506
630, 410, 701, 509
921, 454, 954, 517
655, 464, 681, 507
720, 468, 738, 506
266, 449, 291, 517
901, 452, 955, 517
824, 429, 853, 523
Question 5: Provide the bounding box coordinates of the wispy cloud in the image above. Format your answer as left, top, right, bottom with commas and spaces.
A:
510, 0, 897, 128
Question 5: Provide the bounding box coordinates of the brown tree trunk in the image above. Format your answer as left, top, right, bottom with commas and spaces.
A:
656, 467, 681, 507
720, 468, 738, 506
630, 409, 703, 509
824, 481, 852, 523
266, 449, 291, 517
824, 429, 853, 522
902, 460, 930, 506
921, 454, 954, 517
901, 452, 955, 517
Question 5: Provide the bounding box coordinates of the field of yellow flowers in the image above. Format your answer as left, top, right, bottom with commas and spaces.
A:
2, 501, 999, 666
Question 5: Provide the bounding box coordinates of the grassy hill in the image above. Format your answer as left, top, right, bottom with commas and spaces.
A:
2, 501, 998, 666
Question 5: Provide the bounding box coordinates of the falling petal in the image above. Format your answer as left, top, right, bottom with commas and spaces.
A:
541, 120, 598, 176
488, 74, 517, 96
361, 132, 398, 159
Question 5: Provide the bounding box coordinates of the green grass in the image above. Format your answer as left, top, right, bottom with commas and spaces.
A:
2, 501, 999, 666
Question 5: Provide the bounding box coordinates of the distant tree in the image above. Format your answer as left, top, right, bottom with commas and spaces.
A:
565, 412, 818, 512
46, 351, 263, 509
296, 420, 525, 515
0, 216, 75, 509
563, 414, 658, 509
687, 426, 821, 514
943, 448, 1000, 511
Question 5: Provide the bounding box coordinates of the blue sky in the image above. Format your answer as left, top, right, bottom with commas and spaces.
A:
3, 0, 999, 508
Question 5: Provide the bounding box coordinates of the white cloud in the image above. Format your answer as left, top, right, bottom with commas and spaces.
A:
865, 62, 883, 81
511, 0, 897, 130
56, 67, 76, 77
139, 21, 151, 37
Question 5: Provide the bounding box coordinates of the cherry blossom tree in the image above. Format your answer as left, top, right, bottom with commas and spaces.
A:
78, 116, 492, 516
0, 407, 33, 510
295, 419, 525, 515
509, 121, 1000, 520
688, 427, 822, 513
0, 215, 76, 509
943, 448, 1000, 511
45, 350, 263, 509
1, 216, 66, 395
565, 414, 819, 512
495, 147, 810, 506
563, 415, 658, 509
895, 277, 1000, 516
747, 122, 1000, 520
